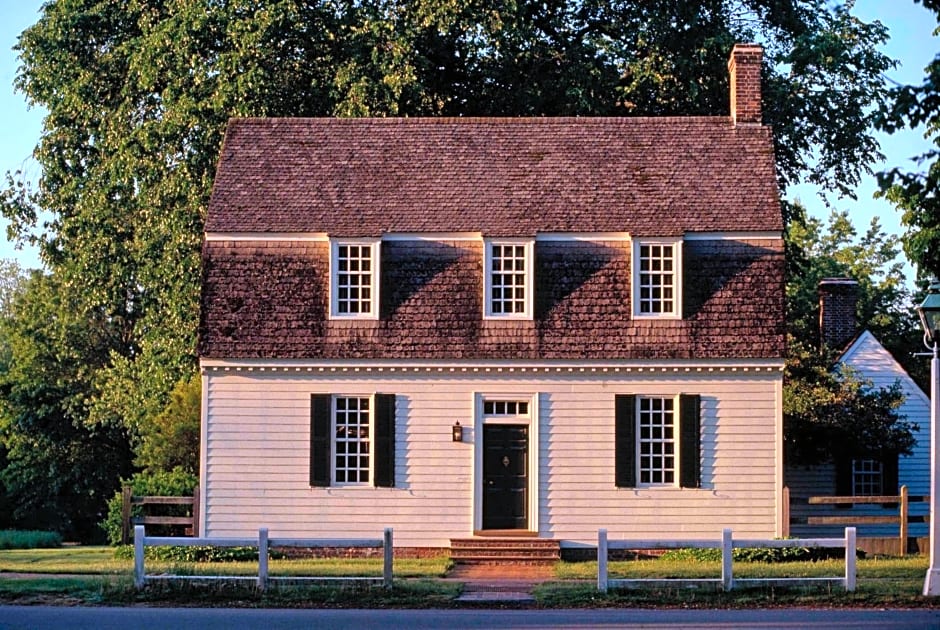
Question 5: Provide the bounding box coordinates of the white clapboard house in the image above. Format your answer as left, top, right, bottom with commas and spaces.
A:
197, 44, 787, 554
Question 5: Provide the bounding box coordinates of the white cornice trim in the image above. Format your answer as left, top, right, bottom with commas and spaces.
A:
684, 231, 782, 241
206, 230, 781, 243
535, 232, 632, 242
381, 232, 483, 242
200, 358, 785, 373
205, 232, 329, 242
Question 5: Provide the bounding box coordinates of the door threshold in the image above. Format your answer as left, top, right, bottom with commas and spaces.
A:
473, 530, 538, 537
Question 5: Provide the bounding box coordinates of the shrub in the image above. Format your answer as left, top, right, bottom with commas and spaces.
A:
0, 529, 63, 549
100, 468, 198, 546
660, 542, 846, 564
113, 544, 276, 562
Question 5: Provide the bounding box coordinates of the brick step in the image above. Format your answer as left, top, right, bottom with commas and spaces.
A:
450, 538, 560, 549
449, 538, 560, 565
450, 547, 559, 560
452, 556, 557, 566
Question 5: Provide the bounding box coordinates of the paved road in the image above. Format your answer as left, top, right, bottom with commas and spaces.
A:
1, 606, 939, 629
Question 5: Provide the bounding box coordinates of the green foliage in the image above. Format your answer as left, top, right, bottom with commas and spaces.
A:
0, 1, 900, 535
876, 1, 940, 281
136, 374, 200, 475
783, 205, 921, 466
113, 545, 267, 563
101, 469, 198, 546
0, 260, 28, 320
785, 208, 915, 351
0, 530, 62, 550
784, 337, 916, 466
659, 543, 844, 564
0, 271, 133, 542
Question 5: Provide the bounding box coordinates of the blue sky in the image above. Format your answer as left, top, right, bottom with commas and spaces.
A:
0, 1, 937, 276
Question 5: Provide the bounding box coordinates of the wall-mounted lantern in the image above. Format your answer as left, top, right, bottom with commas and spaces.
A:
452, 421, 463, 442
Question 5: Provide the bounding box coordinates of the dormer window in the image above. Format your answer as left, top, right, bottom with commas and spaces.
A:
331, 240, 380, 319
484, 240, 533, 319
633, 239, 682, 318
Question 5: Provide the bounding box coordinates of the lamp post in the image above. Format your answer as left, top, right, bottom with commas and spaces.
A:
917, 280, 940, 595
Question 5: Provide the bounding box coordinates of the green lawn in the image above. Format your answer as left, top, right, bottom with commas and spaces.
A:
556, 555, 929, 581
0, 546, 935, 608
0, 546, 451, 578
0, 547, 128, 574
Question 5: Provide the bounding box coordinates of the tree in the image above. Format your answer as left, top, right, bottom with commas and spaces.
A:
0, 1, 900, 531
877, 0, 940, 280
785, 206, 922, 379
784, 337, 915, 466
783, 206, 920, 467
0, 259, 28, 318
0, 271, 133, 540
136, 373, 200, 475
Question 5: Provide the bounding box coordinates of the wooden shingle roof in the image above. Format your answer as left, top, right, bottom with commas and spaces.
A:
206, 117, 782, 237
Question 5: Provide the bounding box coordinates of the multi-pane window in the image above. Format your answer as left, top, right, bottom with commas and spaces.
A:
488, 243, 529, 316
483, 400, 530, 416
852, 459, 883, 496
331, 241, 379, 319
335, 244, 373, 315
638, 243, 675, 315
334, 397, 370, 484
638, 397, 675, 485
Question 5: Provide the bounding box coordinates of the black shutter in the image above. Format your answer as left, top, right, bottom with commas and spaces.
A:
679, 394, 701, 489
615, 395, 637, 488
310, 394, 331, 487
373, 394, 396, 488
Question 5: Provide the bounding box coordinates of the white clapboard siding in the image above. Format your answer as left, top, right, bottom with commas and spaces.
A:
202, 367, 781, 547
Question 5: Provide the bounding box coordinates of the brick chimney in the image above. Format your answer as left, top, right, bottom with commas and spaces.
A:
818, 278, 859, 349
728, 44, 762, 125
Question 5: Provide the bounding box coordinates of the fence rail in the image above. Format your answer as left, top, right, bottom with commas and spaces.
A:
133, 525, 393, 590
597, 528, 856, 593
786, 485, 930, 556
121, 486, 200, 544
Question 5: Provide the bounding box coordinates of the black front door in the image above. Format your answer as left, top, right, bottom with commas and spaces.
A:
482, 424, 528, 530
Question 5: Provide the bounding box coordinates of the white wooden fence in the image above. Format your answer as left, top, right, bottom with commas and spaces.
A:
597, 527, 856, 593
133, 525, 393, 590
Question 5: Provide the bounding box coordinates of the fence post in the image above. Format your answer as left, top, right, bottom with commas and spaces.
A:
383, 528, 394, 589
134, 525, 145, 589
845, 527, 857, 592
258, 528, 269, 591
721, 528, 734, 592
782, 486, 790, 538
121, 485, 133, 545
597, 529, 608, 593
192, 486, 200, 538
900, 485, 908, 557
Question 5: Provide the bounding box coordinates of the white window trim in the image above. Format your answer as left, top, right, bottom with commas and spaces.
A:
330, 239, 380, 320
636, 394, 680, 488
471, 392, 540, 533
483, 239, 534, 320
331, 394, 374, 487
632, 238, 683, 319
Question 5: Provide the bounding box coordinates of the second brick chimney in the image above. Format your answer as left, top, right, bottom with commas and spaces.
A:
728, 44, 762, 125
818, 278, 859, 350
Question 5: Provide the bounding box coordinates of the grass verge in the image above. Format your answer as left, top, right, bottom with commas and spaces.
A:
0, 546, 451, 578
0, 548, 937, 608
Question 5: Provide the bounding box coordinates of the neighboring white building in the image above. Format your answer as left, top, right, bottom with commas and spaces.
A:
787, 280, 930, 539
198, 45, 787, 551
